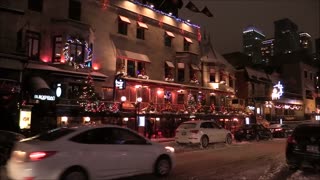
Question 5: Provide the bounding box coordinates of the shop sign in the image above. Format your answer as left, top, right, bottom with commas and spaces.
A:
34, 94, 56, 101
138, 116, 145, 127
115, 78, 126, 90
56, 83, 62, 97
19, 110, 31, 129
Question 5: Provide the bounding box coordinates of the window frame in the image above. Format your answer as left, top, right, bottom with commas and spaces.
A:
164, 34, 172, 47
26, 30, 41, 61
118, 20, 128, 35
183, 38, 191, 51
52, 36, 63, 63
136, 27, 145, 40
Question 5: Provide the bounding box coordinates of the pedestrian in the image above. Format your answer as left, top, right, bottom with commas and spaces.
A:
147, 119, 154, 139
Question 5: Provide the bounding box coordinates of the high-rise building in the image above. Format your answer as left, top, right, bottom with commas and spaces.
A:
261, 38, 275, 64
274, 18, 300, 55
299, 32, 312, 54
242, 26, 265, 64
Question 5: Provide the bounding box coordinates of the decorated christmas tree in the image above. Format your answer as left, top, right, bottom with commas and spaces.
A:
78, 74, 107, 113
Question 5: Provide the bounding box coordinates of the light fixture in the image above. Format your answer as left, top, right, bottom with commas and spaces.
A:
187, 19, 190, 22
123, 117, 129, 121
156, 117, 160, 121
137, 97, 142, 102
121, 96, 127, 102
157, 90, 163, 95
150, 4, 154, 8
84, 117, 90, 122
168, 12, 172, 16
61, 116, 68, 123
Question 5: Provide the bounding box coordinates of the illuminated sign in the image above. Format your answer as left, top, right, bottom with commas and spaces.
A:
115, 78, 126, 90
34, 94, 56, 101
272, 81, 284, 100
138, 116, 145, 127
56, 83, 62, 97
19, 110, 31, 129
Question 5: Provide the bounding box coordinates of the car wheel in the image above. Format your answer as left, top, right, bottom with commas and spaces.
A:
60, 167, 88, 180
200, 135, 209, 149
225, 134, 232, 145
154, 157, 171, 177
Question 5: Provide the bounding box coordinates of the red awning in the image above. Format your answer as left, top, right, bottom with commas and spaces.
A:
165, 31, 175, 38
184, 37, 193, 43
119, 15, 131, 24
137, 22, 148, 29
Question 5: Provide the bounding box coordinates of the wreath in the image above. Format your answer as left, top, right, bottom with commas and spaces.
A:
63, 37, 93, 69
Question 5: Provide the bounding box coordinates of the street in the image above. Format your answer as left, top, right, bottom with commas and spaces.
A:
1, 139, 320, 180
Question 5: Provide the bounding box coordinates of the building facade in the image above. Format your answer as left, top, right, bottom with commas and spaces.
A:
299, 32, 312, 54
0, 0, 237, 136
261, 38, 274, 65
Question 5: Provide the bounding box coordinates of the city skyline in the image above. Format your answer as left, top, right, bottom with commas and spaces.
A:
179, 0, 320, 54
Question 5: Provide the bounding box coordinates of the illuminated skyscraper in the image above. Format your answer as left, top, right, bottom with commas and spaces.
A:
299, 32, 312, 54
261, 38, 275, 64
242, 26, 265, 64
274, 18, 300, 55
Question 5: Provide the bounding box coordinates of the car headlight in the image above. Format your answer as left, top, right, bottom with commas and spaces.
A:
165, 146, 175, 153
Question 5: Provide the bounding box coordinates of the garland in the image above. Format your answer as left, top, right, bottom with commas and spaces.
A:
63, 37, 93, 69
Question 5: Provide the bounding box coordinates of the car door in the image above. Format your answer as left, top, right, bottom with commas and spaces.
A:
69, 128, 126, 179
211, 122, 227, 142
200, 122, 214, 142
111, 128, 156, 175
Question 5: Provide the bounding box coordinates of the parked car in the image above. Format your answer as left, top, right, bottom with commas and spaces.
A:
175, 120, 233, 148
0, 130, 25, 166
286, 123, 320, 170
268, 124, 293, 138
234, 124, 273, 142
7, 125, 175, 180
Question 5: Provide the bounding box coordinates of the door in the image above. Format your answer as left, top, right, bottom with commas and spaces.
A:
211, 122, 227, 142
111, 128, 156, 175
69, 128, 127, 179
200, 122, 215, 143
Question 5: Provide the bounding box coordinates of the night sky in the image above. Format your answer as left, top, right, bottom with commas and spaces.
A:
179, 0, 320, 54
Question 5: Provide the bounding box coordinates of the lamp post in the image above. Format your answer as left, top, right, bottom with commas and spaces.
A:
135, 97, 142, 131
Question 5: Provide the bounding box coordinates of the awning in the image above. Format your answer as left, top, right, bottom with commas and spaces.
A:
137, 22, 148, 29
165, 31, 175, 38
119, 15, 131, 24
177, 63, 184, 69
191, 64, 200, 71
184, 37, 193, 43
165, 61, 175, 68
116, 49, 150, 63
29, 77, 55, 101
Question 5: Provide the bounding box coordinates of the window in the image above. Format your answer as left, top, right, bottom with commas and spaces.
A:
32, 128, 75, 141
68, 83, 81, 99
210, 69, 216, 82
184, 38, 190, 51
177, 94, 184, 104
26, 31, 40, 60
164, 34, 172, 47
112, 128, 147, 145
69, 0, 81, 21
118, 19, 128, 35
69, 38, 84, 63
53, 36, 62, 63
178, 69, 184, 82
304, 71, 308, 78
28, 0, 43, 12
127, 60, 135, 77
200, 122, 214, 128
137, 27, 145, 40
70, 128, 112, 144
137, 62, 145, 75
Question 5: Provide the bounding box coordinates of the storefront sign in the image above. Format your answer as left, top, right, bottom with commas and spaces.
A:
34, 94, 56, 101
19, 110, 31, 129
56, 83, 62, 97
115, 78, 126, 90
138, 116, 145, 127
272, 81, 284, 100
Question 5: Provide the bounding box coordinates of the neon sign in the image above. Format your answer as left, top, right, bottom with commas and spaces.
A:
272, 81, 284, 100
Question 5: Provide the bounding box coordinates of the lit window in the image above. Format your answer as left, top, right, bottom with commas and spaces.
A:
53, 36, 62, 63
26, 31, 40, 60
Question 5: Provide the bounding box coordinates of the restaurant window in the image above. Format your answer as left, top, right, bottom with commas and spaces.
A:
28, 0, 43, 12
69, 0, 81, 21
53, 36, 62, 63
68, 83, 81, 99
69, 38, 84, 63
164, 91, 172, 103
26, 31, 40, 60
137, 62, 147, 77
137, 27, 145, 40
102, 87, 113, 101
127, 60, 135, 77
209, 69, 215, 82
177, 94, 184, 104
164, 34, 172, 47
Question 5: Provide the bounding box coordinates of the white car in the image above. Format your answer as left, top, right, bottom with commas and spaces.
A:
175, 120, 232, 148
7, 125, 175, 180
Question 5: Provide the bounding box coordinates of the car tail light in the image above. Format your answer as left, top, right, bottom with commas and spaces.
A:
12, 150, 27, 162
275, 128, 282, 131
190, 130, 199, 134
28, 151, 57, 161
287, 135, 297, 144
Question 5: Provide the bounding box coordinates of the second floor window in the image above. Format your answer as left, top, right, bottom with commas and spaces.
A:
177, 63, 185, 82
184, 37, 192, 51
209, 69, 216, 82
127, 60, 135, 77
69, 0, 81, 21
69, 39, 84, 63
26, 31, 40, 60
28, 0, 43, 12
164, 31, 175, 47
53, 36, 62, 63
136, 22, 148, 40
118, 16, 131, 35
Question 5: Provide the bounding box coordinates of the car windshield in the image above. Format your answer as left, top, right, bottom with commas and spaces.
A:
179, 123, 197, 129
30, 128, 75, 141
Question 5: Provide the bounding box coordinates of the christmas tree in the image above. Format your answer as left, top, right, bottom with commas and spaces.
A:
78, 74, 107, 113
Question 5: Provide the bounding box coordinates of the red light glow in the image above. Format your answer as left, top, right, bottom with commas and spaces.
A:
93, 63, 99, 70
29, 151, 56, 161
41, 56, 50, 63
